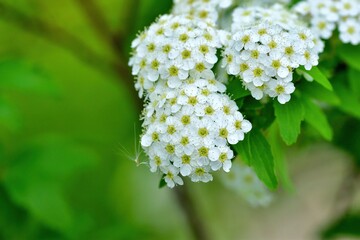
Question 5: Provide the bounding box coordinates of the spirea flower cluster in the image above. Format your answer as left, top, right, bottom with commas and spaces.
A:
294, 0, 360, 45
129, 14, 221, 98
220, 160, 273, 207
221, 4, 322, 104
141, 76, 251, 187
172, 0, 232, 24
130, 13, 252, 188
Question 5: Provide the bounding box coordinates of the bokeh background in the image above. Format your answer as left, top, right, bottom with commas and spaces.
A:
0, 0, 359, 239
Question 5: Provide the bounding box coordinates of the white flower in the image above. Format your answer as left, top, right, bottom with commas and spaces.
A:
339, 18, 360, 45
267, 80, 295, 104
162, 165, 184, 188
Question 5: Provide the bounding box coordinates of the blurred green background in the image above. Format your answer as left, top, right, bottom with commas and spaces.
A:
0, 1, 359, 240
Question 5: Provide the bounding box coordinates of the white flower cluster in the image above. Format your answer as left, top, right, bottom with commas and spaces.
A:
221, 4, 322, 104
293, 0, 360, 45
129, 14, 221, 98
141, 75, 252, 188
220, 160, 273, 207
129, 11, 252, 188
172, 0, 232, 24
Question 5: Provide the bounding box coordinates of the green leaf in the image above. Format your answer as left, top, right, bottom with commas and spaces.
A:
3, 135, 98, 233
234, 130, 278, 189
158, 175, 166, 188
322, 214, 360, 239
333, 81, 360, 119
303, 97, 333, 141
274, 96, 305, 145
337, 44, 360, 72
298, 66, 333, 91
348, 68, 360, 97
0, 97, 21, 132
268, 123, 294, 191
226, 77, 250, 100
297, 81, 340, 106
0, 59, 58, 95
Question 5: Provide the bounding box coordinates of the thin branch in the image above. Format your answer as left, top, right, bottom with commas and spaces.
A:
174, 186, 210, 240
75, 0, 122, 55
0, 1, 108, 70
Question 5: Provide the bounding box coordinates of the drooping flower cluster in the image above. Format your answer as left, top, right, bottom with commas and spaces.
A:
129, 14, 221, 98
141, 75, 251, 187
220, 160, 273, 207
293, 0, 360, 45
172, 0, 232, 24
221, 4, 322, 104
130, 12, 252, 188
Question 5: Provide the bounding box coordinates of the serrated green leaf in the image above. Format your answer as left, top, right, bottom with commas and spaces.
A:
274, 96, 305, 145
303, 97, 333, 141
337, 44, 360, 72
297, 81, 340, 106
226, 77, 250, 100
0, 59, 58, 96
299, 66, 333, 91
0, 97, 21, 132
234, 130, 278, 189
3, 135, 98, 233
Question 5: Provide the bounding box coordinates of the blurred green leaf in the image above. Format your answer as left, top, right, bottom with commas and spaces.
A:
337, 44, 360, 72
334, 118, 360, 166
234, 130, 278, 189
3, 135, 98, 233
0, 97, 21, 132
348, 68, 360, 97
322, 214, 360, 239
303, 97, 333, 141
226, 77, 251, 100
333, 81, 360, 119
0, 59, 58, 96
298, 81, 340, 106
299, 66, 333, 91
274, 96, 305, 145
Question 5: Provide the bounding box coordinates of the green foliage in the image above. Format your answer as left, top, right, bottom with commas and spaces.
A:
0, 97, 21, 132
298, 81, 340, 106
333, 80, 360, 119
234, 130, 278, 189
303, 97, 333, 141
226, 77, 251, 100
322, 214, 360, 239
274, 96, 305, 145
337, 44, 360, 72
299, 66, 333, 91
268, 123, 294, 191
0, 59, 58, 96
3, 135, 98, 234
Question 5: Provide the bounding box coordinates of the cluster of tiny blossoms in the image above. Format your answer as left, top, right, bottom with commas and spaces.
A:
129, 14, 221, 98
172, 0, 232, 24
220, 160, 273, 207
294, 0, 360, 45
221, 4, 322, 104
129, 11, 252, 188
141, 75, 251, 187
